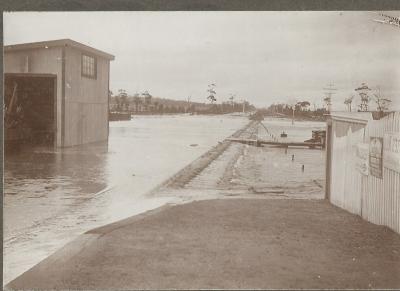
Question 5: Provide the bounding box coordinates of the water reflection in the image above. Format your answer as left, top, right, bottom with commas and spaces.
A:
4, 114, 249, 284
5, 142, 109, 208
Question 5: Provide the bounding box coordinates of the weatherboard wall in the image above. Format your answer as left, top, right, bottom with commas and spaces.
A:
63, 46, 110, 147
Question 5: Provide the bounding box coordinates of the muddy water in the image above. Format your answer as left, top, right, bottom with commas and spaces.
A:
3, 114, 248, 284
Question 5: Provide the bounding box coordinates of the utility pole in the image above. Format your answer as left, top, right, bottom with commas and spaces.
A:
323, 83, 337, 112
287, 98, 297, 125
229, 94, 236, 111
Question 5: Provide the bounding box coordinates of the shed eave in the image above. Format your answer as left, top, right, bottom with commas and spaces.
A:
4, 39, 115, 61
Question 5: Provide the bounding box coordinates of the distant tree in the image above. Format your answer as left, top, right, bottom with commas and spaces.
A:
207, 84, 217, 104
344, 95, 354, 112
114, 95, 120, 111
373, 86, 392, 117
118, 89, 129, 111
133, 93, 141, 112
158, 103, 164, 114
298, 101, 310, 111
153, 101, 159, 113
142, 91, 152, 111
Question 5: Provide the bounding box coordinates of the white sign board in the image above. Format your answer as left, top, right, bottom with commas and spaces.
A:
383, 132, 400, 173
356, 143, 369, 175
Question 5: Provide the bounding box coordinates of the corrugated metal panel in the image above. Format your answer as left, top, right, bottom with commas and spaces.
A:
330, 121, 364, 215
329, 112, 400, 233
362, 112, 400, 233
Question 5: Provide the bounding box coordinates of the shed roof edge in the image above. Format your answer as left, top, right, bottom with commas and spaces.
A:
4, 39, 115, 60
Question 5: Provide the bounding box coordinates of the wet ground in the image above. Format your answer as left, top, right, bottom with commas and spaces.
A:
154, 118, 326, 201
3, 114, 249, 284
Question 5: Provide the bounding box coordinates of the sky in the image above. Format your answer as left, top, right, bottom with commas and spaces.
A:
4, 11, 400, 110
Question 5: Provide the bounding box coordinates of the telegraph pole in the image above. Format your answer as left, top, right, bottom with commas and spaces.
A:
323, 83, 337, 112
240, 99, 246, 114
229, 94, 236, 111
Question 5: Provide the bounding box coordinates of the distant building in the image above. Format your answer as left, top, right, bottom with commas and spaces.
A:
4, 39, 115, 147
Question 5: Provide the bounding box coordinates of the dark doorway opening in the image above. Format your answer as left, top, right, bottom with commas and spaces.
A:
4, 74, 57, 151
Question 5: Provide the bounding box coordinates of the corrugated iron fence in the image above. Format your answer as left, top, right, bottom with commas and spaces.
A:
328, 112, 400, 233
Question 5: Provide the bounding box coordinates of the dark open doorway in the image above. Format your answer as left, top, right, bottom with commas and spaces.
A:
4, 74, 57, 150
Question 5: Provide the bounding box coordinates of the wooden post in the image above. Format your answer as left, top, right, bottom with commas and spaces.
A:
325, 119, 333, 200
5, 82, 18, 125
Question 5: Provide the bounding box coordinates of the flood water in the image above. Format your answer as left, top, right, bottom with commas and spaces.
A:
3, 114, 249, 284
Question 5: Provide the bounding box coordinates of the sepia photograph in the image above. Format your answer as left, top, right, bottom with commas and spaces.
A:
3, 9, 400, 290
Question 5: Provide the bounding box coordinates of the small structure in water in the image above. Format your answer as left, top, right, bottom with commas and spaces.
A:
304, 130, 326, 148
4, 39, 115, 148
109, 112, 131, 121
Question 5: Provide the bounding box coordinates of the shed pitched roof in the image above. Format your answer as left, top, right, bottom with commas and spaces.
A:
4, 39, 115, 60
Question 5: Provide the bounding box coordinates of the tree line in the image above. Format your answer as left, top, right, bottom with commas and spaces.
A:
265, 83, 393, 121
265, 102, 328, 121
109, 89, 256, 115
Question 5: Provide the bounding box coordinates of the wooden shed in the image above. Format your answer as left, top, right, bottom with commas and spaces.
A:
4, 39, 115, 148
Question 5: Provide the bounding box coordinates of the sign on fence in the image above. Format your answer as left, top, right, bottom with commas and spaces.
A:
356, 143, 369, 175
383, 132, 400, 173
369, 137, 383, 178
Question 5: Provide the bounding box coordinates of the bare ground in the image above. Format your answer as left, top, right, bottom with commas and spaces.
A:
7, 199, 400, 290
